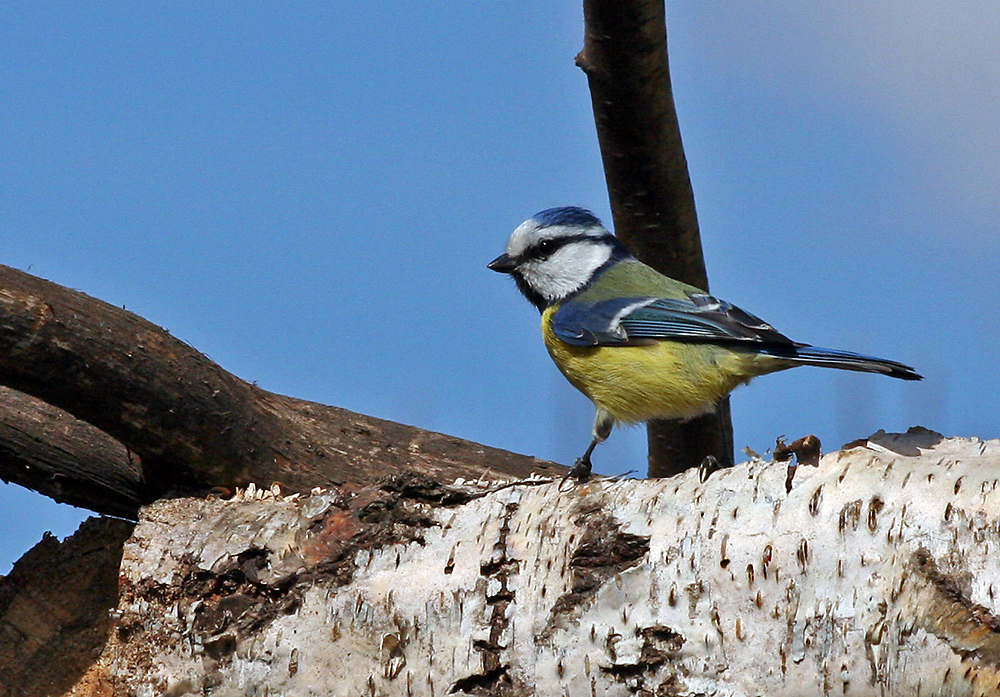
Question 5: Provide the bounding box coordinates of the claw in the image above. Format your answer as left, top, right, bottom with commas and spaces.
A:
698, 455, 723, 482
567, 455, 593, 483
562, 410, 611, 486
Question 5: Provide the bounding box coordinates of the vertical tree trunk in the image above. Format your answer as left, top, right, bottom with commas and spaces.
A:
577, 0, 734, 475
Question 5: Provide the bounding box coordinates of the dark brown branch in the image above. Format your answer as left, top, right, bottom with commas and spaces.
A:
0, 264, 563, 514
578, 0, 733, 475
0, 386, 142, 518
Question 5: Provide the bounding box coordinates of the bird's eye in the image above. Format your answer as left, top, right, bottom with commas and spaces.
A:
536, 239, 558, 257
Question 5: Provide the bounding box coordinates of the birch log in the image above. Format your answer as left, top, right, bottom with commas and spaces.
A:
65, 430, 1000, 696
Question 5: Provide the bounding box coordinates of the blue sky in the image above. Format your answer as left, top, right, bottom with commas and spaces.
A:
2, 3, 997, 572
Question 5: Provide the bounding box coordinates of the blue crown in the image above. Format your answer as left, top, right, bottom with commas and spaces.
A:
532, 206, 602, 228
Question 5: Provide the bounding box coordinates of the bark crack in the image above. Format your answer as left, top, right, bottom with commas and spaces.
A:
540, 505, 650, 642
601, 624, 688, 695
911, 547, 1000, 667
450, 500, 519, 696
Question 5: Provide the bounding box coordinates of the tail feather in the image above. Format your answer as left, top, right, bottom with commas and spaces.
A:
761, 345, 922, 381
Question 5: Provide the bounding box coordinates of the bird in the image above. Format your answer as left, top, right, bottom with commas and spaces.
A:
488, 206, 921, 481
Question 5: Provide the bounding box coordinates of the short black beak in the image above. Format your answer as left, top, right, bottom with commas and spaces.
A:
487, 253, 518, 274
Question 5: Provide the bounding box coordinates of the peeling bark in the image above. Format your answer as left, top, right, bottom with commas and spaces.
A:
34, 430, 1000, 696
0, 516, 135, 697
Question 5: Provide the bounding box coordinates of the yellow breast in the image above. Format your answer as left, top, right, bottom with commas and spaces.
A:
541, 306, 763, 423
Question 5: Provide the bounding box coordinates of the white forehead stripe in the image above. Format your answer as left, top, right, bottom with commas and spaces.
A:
506, 222, 608, 257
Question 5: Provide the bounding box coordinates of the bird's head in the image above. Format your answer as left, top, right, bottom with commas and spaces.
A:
488, 207, 630, 310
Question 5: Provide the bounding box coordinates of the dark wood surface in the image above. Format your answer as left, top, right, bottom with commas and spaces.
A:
0, 264, 562, 516
578, 0, 734, 473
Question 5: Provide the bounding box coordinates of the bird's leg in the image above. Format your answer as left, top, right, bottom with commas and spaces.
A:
569, 439, 599, 482
566, 409, 614, 483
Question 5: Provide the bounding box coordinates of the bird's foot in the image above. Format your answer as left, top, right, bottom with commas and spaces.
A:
698, 455, 723, 483
562, 456, 593, 484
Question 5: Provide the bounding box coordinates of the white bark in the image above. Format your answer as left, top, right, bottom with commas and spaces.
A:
74, 430, 1000, 696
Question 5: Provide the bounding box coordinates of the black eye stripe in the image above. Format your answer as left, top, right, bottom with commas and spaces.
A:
523, 234, 604, 261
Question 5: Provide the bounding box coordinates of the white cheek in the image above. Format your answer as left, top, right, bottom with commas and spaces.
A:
522, 243, 612, 301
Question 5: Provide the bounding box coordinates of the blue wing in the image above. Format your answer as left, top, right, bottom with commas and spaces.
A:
551, 293, 795, 348
550, 293, 923, 380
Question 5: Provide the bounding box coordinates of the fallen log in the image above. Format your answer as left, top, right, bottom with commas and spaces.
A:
6, 430, 995, 696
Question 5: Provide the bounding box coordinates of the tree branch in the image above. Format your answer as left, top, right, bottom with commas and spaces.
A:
0, 264, 563, 514
0, 385, 142, 518
578, 0, 734, 474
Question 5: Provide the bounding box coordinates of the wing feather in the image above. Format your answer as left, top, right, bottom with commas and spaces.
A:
551, 293, 795, 348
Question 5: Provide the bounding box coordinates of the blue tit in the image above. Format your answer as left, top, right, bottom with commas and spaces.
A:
488, 206, 921, 480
